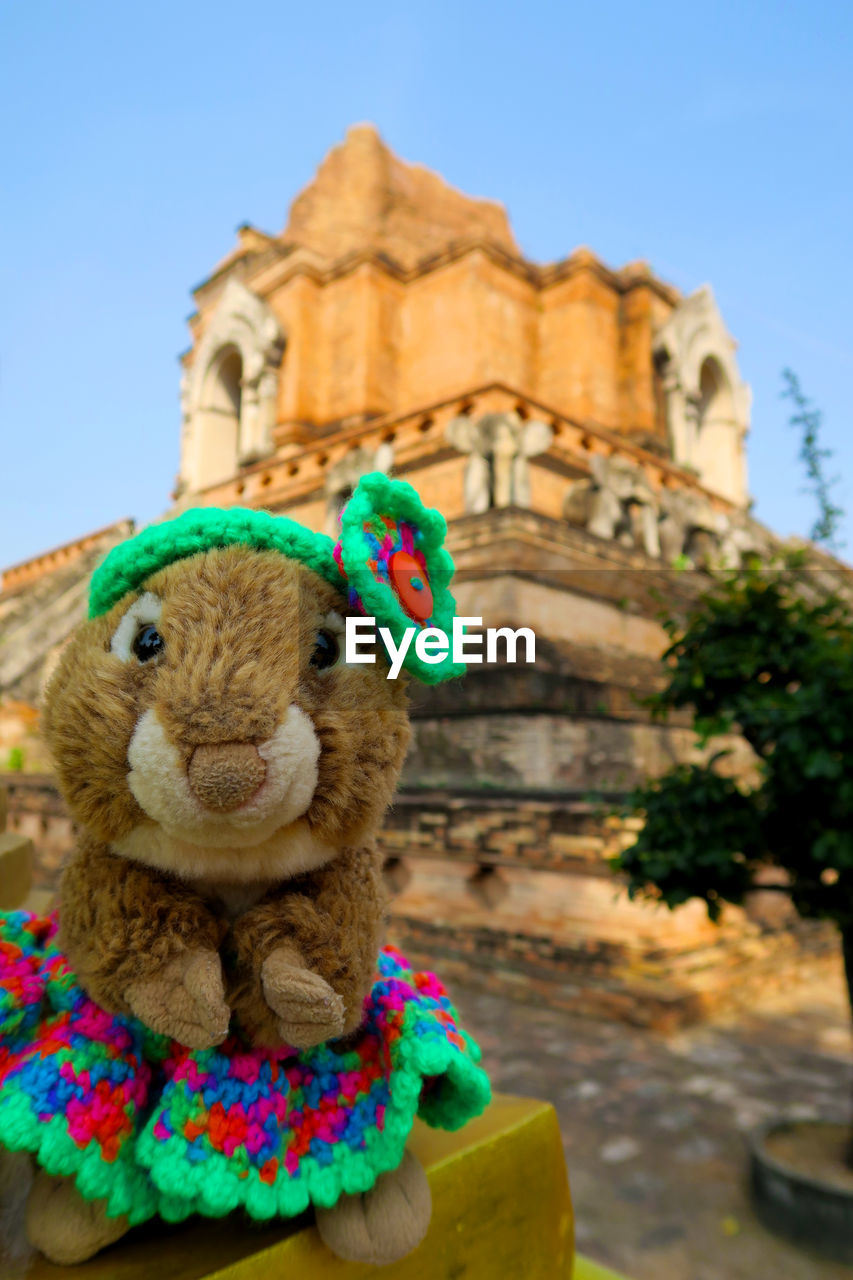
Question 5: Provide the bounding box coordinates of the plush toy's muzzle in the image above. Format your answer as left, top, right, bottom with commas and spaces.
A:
124, 699, 322, 855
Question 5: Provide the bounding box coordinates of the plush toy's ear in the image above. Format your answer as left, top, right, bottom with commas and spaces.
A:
333, 472, 465, 684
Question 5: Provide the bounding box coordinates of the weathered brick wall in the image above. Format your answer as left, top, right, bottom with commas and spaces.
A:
378, 792, 631, 874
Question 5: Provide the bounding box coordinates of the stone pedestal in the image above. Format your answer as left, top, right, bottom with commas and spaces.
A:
21, 1096, 574, 1280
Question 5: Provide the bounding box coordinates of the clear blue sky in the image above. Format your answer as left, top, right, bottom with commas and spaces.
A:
1, 0, 851, 568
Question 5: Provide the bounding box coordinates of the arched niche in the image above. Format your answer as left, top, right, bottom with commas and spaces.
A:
693, 357, 744, 501
192, 346, 244, 491
179, 279, 284, 495
654, 286, 751, 506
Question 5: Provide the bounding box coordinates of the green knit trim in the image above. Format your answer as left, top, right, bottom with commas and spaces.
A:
0, 1082, 157, 1224
88, 507, 345, 619
338, 472, 465, 685
0, 1004, 490, 1225
133, 1001, 491, 1221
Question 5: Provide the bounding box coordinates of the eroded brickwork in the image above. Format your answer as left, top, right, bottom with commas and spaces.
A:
378, 793, 837, 1029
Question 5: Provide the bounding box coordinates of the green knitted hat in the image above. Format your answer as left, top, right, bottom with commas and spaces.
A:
89, 474, 463, 684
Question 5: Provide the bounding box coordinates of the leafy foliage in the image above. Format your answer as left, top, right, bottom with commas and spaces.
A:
614, 559, 853, 930
620, 764, 758, 921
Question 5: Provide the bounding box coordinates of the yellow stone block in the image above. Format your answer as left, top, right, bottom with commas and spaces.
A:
24, 1095, 574, 1279
575, 1257, 632, 1280
0, 830, 34, 908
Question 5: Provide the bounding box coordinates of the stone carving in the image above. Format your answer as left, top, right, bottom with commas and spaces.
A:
657, 489, 764, 570
563, 454, 765, 570
654, 286, 751, 507
179, 279, 285, 493
563, 455, 661, 558
324, 441, 394, 536
446, 412, 553, 512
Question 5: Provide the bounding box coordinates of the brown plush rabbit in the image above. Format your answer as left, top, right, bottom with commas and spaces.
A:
2, 476, 488, 1268
50, 542, 408, 1055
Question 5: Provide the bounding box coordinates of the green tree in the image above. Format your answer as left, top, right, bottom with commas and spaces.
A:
613, 558, 853, 1045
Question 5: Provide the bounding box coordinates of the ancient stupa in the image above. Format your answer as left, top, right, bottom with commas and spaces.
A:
3, 126, 827, 1024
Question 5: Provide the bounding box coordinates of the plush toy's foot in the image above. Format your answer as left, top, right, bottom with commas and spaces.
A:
126, 948, 230, 1050
315, 1148, 432, 1266
25, 1171, 129, 1265
0, 1150, 35, 1272
261, 949, 346, 1050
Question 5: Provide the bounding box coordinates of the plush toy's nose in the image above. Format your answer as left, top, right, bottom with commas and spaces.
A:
187, 742, 267, 813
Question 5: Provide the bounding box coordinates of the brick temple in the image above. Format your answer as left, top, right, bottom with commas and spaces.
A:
0, 125, 836, 1025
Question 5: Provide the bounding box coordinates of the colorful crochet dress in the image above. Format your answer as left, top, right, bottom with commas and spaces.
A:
0, 912, 490, 1225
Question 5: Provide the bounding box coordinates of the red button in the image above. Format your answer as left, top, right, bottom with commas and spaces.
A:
389, 550, 433, 621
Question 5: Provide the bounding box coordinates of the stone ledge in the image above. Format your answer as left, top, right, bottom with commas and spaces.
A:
390, 915, 838, 1033
23, 1095, 573, 1279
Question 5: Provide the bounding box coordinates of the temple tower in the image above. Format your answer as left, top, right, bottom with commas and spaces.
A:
176, 124, 751, 524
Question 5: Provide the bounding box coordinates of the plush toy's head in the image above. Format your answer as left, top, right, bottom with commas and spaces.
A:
42, 474, 461, 884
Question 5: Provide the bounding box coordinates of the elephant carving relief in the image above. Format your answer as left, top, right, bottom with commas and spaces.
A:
446, 412, 553, 512
563, 453, 763, 569
563, 455, 661, 558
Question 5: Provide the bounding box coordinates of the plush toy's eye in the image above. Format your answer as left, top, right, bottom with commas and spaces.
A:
111, 591, 164, 662
310, 629, 340, 671
132, 623, 165, 663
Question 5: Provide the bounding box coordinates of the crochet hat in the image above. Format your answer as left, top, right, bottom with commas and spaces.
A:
88, 473, 464, 684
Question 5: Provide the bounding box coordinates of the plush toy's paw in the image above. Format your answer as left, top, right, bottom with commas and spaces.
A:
261, 948, 346, 1049
25, 1170, 129, 1265
125, 948, 230, 1049
315, 1148, 432, 1265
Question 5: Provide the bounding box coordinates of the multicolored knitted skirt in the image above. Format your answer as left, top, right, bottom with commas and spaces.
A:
0, 912, 490, 1225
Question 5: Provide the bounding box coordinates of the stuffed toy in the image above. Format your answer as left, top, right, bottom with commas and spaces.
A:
0, 473, 490, 1267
